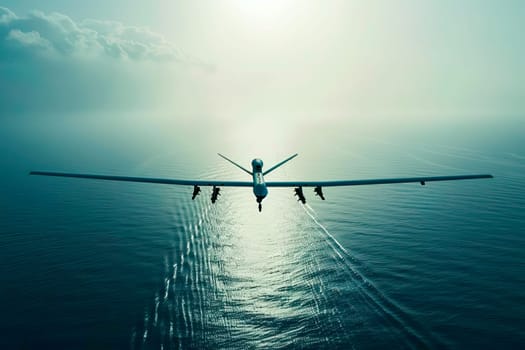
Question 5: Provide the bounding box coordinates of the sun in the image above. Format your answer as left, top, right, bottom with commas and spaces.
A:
233, 0, 290, 22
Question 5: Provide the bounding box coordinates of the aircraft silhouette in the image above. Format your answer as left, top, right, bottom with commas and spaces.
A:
31, 153, 492, 212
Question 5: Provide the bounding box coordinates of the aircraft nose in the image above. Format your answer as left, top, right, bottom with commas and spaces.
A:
251, 159, 263, 167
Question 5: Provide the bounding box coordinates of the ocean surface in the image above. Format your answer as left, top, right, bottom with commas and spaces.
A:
1, 117, 524, 349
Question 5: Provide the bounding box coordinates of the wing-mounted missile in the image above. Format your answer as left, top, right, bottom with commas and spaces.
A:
294, 186, 306, 204
211, 186, 221, 203
314, 186, 325, 200
192, 185, 201, 200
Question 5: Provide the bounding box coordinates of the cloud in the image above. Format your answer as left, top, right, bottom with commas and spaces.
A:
7, 29, 52, 50
0, 6, 188, 62
0, 7, 212, 116
0, 6, 15, 23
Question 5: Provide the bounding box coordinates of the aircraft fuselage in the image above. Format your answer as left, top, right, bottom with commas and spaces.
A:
251, 159, 268, 204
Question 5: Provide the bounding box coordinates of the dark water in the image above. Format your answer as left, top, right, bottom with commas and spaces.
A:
1, 117, 524, 349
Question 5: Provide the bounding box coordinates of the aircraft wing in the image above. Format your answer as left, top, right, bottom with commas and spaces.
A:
29, 171, 253, 187
266, 174, 493, 187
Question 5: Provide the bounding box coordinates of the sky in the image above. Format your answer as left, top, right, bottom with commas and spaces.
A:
1, 0, 524, 128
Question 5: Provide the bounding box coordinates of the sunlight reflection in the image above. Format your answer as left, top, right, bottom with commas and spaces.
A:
209, 187, 328, 341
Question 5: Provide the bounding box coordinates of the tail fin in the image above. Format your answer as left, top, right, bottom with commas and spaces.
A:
263, 153, 298, 176
218, 153, 253, 175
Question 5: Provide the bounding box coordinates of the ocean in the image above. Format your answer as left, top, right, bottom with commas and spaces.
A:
1, 115, 524, 349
